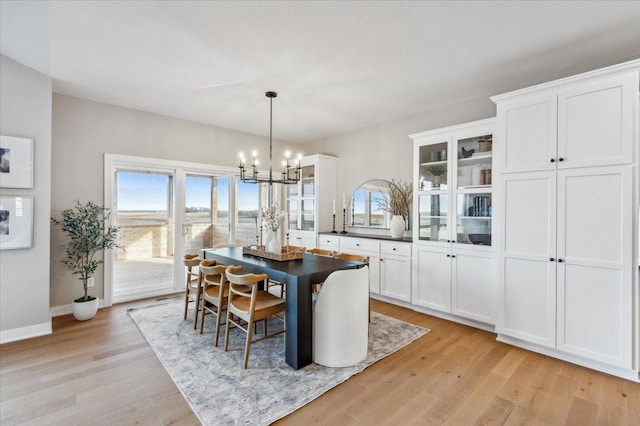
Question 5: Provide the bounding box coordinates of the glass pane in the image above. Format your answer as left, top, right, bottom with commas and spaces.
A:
288, 199, 298, 230
457, 134, 493, 189
369, 191, 385, 227
350, 190, 365, 226
212, 177, 230, 245
419, 142, 448, 190
114, 171, 174, 299
418, 194, 448, 241
185, 176, 212, 224
301, 199, 314, 231
288, 182, 298, 197
236, 180, 259, 245
456, 193, 492, 246
301, 165, 315, 197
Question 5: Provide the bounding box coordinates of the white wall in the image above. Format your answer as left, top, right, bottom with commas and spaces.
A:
51, 94, 302, 308
0, 55, 52, 343
304, 96, 496, 232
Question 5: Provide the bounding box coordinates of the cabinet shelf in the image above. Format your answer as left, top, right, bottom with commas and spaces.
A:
457, 184, 492, 191
420, 160, 447, 167
458, 216, 491, 220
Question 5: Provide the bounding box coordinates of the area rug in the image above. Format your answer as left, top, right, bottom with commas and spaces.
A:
128, 299, 429, 425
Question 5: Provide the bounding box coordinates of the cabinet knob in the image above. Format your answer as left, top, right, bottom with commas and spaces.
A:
392, 247, 397, 251
446, 254, 451, 257
380, 258, 384, 262
451, 255, 456, 258
452, 240, 456, 244
558, 158, 564, 162
356, 243, 360, 246
549, 258, 555, 262
550, 158, 555, 163
558, 258, 564, 263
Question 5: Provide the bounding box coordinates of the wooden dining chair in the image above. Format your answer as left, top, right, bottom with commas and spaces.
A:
306, 248, 337, 257
332, 252, 370, 263
199, 261, 231, 347
183, 254, 206, 328
306, 248, 339, 292
224, 266, 286, 369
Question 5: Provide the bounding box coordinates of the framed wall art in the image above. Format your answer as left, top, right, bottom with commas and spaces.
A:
0, 135, 34, 188
0, 196, 33, 250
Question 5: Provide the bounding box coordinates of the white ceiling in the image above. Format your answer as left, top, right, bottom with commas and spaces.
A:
2, 1, 640, 143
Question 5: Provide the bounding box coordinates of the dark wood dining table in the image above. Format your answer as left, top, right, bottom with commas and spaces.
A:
200, 246, 365, 370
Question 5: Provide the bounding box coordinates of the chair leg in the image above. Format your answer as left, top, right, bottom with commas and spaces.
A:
214, 305, 223, 347
183, 290, 189, 320
243, 319, 253, 369
193, 285, 202, 329
223, 309, 231, 352
200, 301, 206, 334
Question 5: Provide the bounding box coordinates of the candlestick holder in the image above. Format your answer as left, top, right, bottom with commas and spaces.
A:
331, 213, 337, 233
340, 208, 347, 234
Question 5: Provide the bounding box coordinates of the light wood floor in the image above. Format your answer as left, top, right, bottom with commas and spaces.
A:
1, 298, 638, 425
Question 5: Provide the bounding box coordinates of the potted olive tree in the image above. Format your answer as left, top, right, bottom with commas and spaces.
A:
52, 200, 121, 321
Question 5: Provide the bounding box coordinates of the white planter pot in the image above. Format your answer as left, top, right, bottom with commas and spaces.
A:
389, 215, 405, 239
72, 297, 99, 321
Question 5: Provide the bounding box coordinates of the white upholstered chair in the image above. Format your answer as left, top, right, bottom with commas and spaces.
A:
313, 266, 369, 367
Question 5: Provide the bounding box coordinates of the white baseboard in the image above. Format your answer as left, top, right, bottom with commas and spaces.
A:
50, 299, 106, 317
0, 321, 52, 344
497, 334, 640, 383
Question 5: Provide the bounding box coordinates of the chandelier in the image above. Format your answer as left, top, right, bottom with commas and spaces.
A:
239, 91, 301, 185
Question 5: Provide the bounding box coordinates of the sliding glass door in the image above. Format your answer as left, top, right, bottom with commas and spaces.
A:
113, 170, 175, 302
105, 155, 275, 305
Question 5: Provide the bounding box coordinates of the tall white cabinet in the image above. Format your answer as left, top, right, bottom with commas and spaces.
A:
285, 154, 337, 248
492, 60, 639, 378
410, 118, 496, 327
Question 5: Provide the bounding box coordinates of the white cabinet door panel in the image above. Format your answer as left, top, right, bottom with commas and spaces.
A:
503, 172, 556, 257
452, 251, 494, 324
502, 257, 556, 347
556, 166, 632, 368
498, 94, 557, 173
413, 246, 451, 312
380, 254, 411, 302
558, 74, 635, 168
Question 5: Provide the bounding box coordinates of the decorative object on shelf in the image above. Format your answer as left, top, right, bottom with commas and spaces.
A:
440, 149, 447, 161
478, 135, 492, 152
51, 200, 122, 321
461, 146, 474, 158
0, 196, 33, 250
429, 151, 441, 162
238, 91, 302, 185
242, 245, 305, 261
471, 165, 482, 186
262, 202, 285, 254
378, 179, 413, 238
0, 135, 33, 189
427, 166, 446, 188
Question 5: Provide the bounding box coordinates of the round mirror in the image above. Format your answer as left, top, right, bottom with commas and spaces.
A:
347, 179, 394, 229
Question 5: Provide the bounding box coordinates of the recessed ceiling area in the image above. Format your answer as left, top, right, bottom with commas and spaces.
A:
1, 1, 639, 143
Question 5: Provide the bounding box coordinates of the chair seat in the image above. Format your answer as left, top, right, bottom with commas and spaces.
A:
231, 291, 284, 314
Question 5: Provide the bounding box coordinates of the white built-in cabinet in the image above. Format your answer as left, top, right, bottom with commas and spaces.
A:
286, 154, 336, 249
409, 119, 496, 326
492, 60, 639, 376
319, 235, 411, 301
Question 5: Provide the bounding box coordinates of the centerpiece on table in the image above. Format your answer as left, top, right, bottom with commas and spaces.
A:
262, 203, 286, 253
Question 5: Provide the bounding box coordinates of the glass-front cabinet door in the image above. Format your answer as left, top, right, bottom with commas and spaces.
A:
288, 164, 315, 232
412, 119, 494, 248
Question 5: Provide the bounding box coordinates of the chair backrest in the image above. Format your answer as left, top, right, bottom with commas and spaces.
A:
213, 242, 245, 249
313, 266, 370, 367
183, 253, 201, 268
333, 252, 370, 263
200, 262, 228, 300
225, 266, 267, 312
307, 248, 337, 257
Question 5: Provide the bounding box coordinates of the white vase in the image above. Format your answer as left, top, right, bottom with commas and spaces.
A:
264, 229, 273, 250
72, 296, 99, 321
268, 230, 281, 254
389, 215, 405, 239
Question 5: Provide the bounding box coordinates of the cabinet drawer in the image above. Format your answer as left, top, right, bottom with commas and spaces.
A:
339, 237, 379, 253
381, 241, 412, 257
318, 234, 340, 248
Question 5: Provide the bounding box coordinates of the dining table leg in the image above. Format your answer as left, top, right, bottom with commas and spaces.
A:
284, 274, 313, 370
